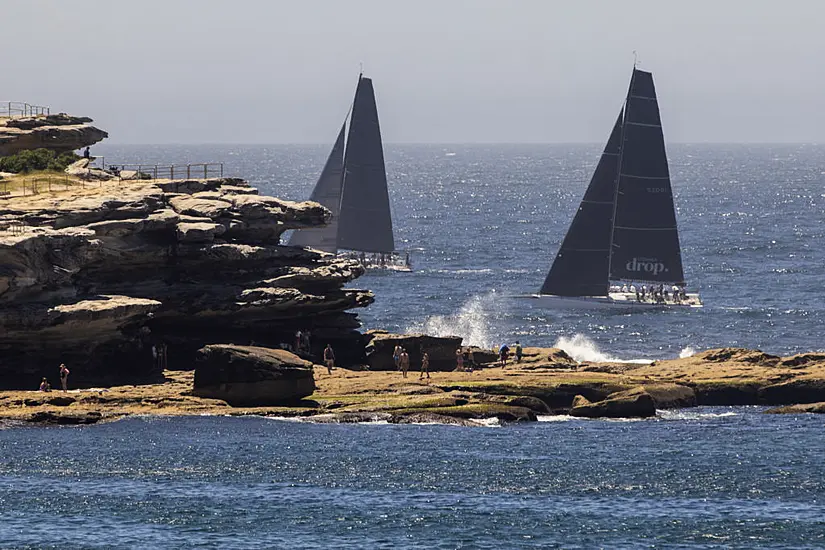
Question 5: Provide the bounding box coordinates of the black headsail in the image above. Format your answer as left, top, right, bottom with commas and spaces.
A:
540, 111, 624, 296
286, 123, 346, 253
609, 69, 685, 285
336, 75, 395, 253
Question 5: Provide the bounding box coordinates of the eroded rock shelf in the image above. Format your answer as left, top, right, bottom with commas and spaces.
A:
0, 177, 372, 389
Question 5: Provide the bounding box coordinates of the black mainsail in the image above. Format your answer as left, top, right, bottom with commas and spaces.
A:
286, 123, 346, 253
540, 111, 623, 296
540, 68, 686, 297
337, 76, 395, 253
609, 69, 685, 285
288, 75, 396, 255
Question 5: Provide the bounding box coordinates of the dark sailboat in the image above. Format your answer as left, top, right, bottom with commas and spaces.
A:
287, 74, 409, 271
534, 68, 701, 309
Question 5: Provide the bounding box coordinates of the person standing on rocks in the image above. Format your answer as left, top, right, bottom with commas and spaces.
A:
419, 351, 430, 380
323, 344, 335, 375
515, 341, 523, 363
393, 344, 403, 371
303, 330, 311, 354
399, 348, 410, 378
59, 363, 70, 392
499, 344, 510, 367
455, 348, 464, 372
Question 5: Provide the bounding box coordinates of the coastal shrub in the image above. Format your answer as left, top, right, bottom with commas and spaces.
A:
0, 149, 80, 173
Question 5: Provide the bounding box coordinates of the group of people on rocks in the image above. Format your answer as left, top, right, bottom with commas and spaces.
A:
392, 345, 430, 379
294, 330, 312, 355
497, 341, 523, 367
38, 363, 70, 392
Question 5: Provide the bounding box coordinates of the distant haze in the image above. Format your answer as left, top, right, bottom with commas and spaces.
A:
4, 0, 824, 144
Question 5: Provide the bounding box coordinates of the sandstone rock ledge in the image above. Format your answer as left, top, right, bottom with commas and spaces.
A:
0, 114, 108, 156
0, 177, 373, 389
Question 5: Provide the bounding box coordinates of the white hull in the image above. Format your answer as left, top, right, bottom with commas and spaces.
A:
365, 263, 412, 273
529, 292, 703, 310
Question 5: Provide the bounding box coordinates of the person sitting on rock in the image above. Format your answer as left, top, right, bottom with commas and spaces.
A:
323, 344, 335, 375
39, 378, 51, 392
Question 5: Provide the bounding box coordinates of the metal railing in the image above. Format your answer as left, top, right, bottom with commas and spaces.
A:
0, 174, 83, 198
0, 101, 50, 118
0, 162, 227, 199
98, 162, 224, 181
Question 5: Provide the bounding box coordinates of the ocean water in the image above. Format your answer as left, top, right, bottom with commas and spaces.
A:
4, 144, 825, 548
95, 143, 825, 362
1, 411, 824, 549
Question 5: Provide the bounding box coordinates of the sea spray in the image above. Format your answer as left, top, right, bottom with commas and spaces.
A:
554, 334, 652, 364
554, 334, 621, 362
679, 346, 697, 358
407, 293, 499, 348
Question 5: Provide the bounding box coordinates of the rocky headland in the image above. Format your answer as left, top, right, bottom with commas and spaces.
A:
0, 175, 372, 390
0, 114, 108, 156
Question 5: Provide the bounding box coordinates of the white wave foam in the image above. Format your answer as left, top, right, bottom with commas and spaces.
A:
537, 414, 576, 422
658, 410, 740, 421
679, 346, 697, 358
407, 292, 499, 348
554, 334, 651, 364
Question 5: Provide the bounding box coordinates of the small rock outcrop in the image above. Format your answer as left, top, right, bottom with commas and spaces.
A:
0, 177, 372, 389
0, 114, 108, 156
570, 387, 656, 418
193, 345, 315, 406
364, 331, 462, 371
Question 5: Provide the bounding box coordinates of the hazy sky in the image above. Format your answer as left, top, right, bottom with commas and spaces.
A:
3, 0, 824, 144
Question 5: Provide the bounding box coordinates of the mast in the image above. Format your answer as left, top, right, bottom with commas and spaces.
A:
540, 110, 624, 296
336, 74, 395, 253
286, 123, 346, 253
608, 68, 685, 285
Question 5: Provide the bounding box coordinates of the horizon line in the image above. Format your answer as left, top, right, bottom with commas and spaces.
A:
96, 141, 825, 147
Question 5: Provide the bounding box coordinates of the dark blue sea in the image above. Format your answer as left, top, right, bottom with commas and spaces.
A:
1, 411, 824, 549
4, 143, 814, 548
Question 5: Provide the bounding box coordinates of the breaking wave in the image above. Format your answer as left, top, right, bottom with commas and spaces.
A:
679, 346, 697, 358
554, 334, 651, 364
408, 293, 499, 348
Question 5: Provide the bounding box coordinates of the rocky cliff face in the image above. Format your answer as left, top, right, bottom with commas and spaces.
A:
0, 114, 108, 156
0, 177, 372, 389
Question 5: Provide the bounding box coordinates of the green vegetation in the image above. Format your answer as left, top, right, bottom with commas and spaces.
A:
0, 149, 80, 174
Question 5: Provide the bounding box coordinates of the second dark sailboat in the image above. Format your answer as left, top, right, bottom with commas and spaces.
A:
288, 74, 410, 271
